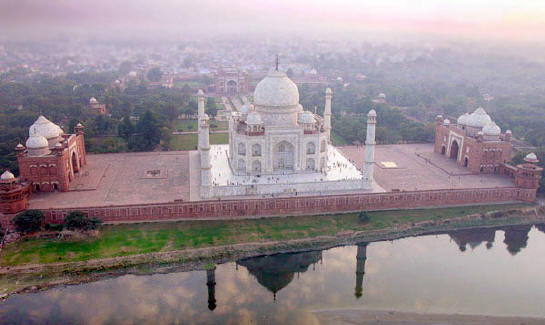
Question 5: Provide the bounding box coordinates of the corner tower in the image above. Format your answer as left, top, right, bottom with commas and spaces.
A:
324, 88, 332, 141
199, 113, 211, 198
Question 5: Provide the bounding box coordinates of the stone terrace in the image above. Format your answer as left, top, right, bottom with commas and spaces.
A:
340, 144, 515, 192
27, 144, 515, 210
29, 152, 190, 209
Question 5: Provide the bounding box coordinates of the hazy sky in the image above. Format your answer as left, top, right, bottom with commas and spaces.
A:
1, 0, 544, 42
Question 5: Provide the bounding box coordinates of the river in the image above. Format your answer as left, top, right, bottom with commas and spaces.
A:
2, 224, 545, 324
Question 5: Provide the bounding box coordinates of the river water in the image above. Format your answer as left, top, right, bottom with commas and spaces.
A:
2, 224, 545, 324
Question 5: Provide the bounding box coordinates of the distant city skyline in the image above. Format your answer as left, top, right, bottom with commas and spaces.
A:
1, 0, 544, 42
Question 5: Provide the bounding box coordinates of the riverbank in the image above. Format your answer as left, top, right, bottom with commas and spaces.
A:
312, 309, 545, 325
1, 203, 544, 297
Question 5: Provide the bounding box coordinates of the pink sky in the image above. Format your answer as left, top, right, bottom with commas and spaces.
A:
1, 0, 544, 41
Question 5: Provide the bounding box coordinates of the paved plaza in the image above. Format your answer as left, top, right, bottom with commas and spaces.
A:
340, 144, 515, 192
29, 151, 190, 209
27, 144, 516, 209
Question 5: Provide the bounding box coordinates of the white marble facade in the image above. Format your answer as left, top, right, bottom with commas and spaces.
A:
197, 68, 377, 199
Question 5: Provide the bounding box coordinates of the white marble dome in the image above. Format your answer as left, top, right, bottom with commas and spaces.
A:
457, 113, 470, 125
368, 109, 377, 117
89, 97, 97, 104
240, 104, 252, 115
254, 70, 299, 107
466, 107, 492, 128
246, 112, 262, 125
29, 115, 63, 139
483, 122, 501, 136
525, 152, 539, 163
299, 111, 315, 124
1, 170, 15, 180
26, 133, 49, 149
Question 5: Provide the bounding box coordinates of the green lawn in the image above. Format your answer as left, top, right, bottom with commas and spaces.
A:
169, 132, 229, 151
0, 203, 531, 266
172, 119, 198, 132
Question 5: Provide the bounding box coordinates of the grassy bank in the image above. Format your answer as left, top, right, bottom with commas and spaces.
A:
0, 203, 534, 267
168, 132, 228, 150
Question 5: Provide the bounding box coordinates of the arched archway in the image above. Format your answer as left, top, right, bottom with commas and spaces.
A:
307, 142, 315, 154
227, 80, 237, 96
252, 160, 261, 174
441, 146, 446, 155
238, 143, 246, 156
449, 141, 459, 160
237, 158, 246, 172
464, 157, 469, 167
274, 141, 294, 171
306, 158, 315, 170
71, 152, 79, 174
252, 144, 261, 157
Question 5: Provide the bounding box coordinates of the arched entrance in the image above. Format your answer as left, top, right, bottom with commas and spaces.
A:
252, 160, 261, 174
274, 141, 294, 171
464, 157, 469, 167
227, 80, 237, 96
441, 146, 446, 155
71, 152, 79, 174
449, 141, 459, 160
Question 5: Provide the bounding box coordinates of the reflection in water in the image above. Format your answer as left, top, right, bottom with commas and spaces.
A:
503, 224, 532, 255
206, 267, 216, 310
2, 225, 545, 324
448, 228, 496, 251
355, 243, 367, 299
237, 250, 322, 301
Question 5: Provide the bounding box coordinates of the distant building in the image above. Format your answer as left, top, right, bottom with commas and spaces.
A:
15, 116, 87, 192
88, 97, 106, 115
213, 68, 249, 96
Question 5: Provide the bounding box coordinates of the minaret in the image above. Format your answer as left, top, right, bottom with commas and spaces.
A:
364, 109, 376, 184
197, 89, 205, 132
324, 88, 332, 141
206, 266, 217, 311
199, 113, 211, 197
355, 243, 368, 299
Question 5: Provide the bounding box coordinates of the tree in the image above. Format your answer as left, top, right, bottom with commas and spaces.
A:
118, 61, 133, 76
13, 209, 44, 233
358, 211, 370, 223
64, 211, 102, 230
135, 110, 161, 151
118, 115, 134, 141
165, 104, 179, 121
147, 67, 163, 82
205, 97, 217, 117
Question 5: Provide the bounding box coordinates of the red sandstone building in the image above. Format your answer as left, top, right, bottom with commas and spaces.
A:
88, 97, 107, 115
0, 170, 31, 214
16, 115, 87, 193
435, 107, 512, 174
213, 68, 250, 96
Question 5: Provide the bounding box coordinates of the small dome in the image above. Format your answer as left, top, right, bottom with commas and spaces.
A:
76, 122, 83, 127
368, 109, 377, 117
246, 112, 262, 125
466, 107, 492, 128
197, 89, 204, 96
299, 111, 315, 124
15, 143, 24, 149
325, 88, 332, 95
1, 170, 15, 180
240, 104, 252, 115
443, 119, 450, 125
483, 122, 501, 136
457, 113, 469, 125
254, 70, 299, 107
506, 130, 512, 134
26, 133, 49, 149
89, 97, 97, 104
524, 153, 539, 163
29, 115, 62, 139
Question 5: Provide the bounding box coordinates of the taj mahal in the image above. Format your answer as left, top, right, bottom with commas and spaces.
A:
195, 68, 380, 199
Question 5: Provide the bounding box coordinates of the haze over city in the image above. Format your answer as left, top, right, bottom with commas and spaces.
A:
1, 0, 545, 42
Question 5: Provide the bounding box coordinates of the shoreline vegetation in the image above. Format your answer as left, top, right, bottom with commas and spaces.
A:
1, 203, 544, 297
